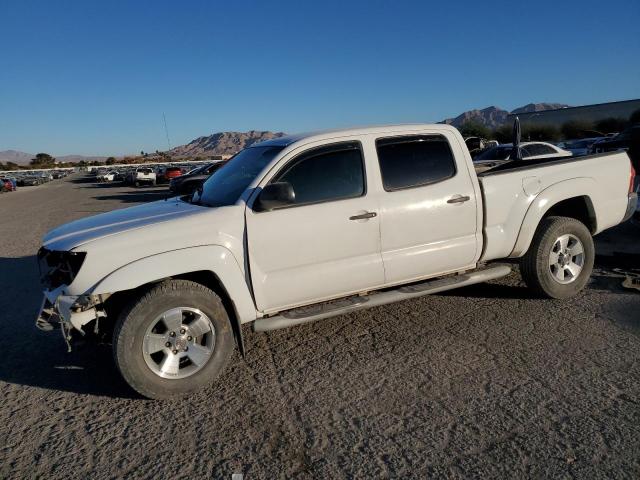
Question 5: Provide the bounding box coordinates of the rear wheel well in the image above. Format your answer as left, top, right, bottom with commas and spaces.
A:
543, 196, 596, 233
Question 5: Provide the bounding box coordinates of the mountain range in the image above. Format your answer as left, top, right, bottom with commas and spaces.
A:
1, 103, 569, 163
168, 130, 286, 158
173, 103, 569, 156
442, 103, 569, 129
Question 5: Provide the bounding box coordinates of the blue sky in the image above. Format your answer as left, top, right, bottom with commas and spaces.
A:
1, 0, 639, 156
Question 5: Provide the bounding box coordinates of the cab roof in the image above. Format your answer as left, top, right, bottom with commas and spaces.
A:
253, 124, 456, 148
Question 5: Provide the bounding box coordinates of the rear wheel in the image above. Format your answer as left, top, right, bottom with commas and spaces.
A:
520, 216, 594, 299
113, 280, 233, 399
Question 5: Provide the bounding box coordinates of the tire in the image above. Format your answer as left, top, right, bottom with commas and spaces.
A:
134, 181, 140, 187
113, 280, 233, 399
520, 216, 594, 299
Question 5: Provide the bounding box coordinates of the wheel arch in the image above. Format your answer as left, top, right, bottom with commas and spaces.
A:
510, 178, 599, 258
91, 245, 257, 355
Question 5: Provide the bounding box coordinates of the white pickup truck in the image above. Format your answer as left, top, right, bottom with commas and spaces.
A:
134, 167, 156, 187
36, 124, 637, 399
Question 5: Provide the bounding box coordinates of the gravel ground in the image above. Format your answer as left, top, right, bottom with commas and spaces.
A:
1, 175, 639, 479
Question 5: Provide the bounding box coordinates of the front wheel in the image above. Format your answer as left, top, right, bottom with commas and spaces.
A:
113, 280, 233, 399
520, 216, 595, 299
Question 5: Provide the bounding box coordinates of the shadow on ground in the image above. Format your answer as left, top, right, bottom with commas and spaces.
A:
0, 255, 135, 398
92, 188, 170, 204
69, 176, 95, 184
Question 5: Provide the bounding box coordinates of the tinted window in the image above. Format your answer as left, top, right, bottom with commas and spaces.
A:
475, 146, 513, 161
520, 146, 533, 158
523, 144, 555, 157
274, 142, 365, 206
538, 144, 557, 155
376, 135, 456, 190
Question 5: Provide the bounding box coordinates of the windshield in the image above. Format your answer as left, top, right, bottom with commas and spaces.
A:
193, 145, 284, 207
475, 146, 512, 161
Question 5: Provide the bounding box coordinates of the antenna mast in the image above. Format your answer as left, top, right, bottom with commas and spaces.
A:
163, 113, 172, 152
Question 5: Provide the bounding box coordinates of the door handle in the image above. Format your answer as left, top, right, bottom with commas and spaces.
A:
349, 211, 377, 220
447, 195, 470, 204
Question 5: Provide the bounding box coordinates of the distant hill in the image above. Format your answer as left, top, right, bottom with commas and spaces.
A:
0, 150, 108, 165
169, 130, 286, 158
511, 103, 569, 114
0, 150, 34, 165
443, 103, 570, 129
443, 106, 510, 129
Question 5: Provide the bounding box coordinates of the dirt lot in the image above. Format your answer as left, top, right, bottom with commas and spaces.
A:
1, 174, 639, 479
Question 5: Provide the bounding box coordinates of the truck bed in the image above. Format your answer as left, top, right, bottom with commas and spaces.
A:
476, 150, 623, 176
476, 150, 632, 262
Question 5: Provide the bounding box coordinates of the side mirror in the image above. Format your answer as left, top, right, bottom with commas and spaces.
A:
254, 182, 295, 211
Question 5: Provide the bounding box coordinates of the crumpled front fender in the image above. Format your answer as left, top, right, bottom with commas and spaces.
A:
89, 245, 258, 324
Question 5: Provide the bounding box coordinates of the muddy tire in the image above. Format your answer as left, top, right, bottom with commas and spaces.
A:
520, 216, 594, 299
113, 280, 233, 399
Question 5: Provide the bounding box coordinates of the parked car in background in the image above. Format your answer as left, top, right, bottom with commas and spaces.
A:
589, 127, 638, 154
169, 162, 226, 195
1, 177, 17, 191
97, 171, 118, 183
164, 167, 184, 183
474, 142, 572, 162
155, 166, 168, 184
558, 138, 604, 156
1, 178, 15, 192
41, 172, 53, 182
124, 169, 137, 185
134, 167, 156, 187
21, 175, 42, 186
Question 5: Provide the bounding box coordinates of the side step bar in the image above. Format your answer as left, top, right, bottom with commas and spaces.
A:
253, 264, 511, 332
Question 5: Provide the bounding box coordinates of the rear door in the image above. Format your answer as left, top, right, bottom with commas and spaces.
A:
375, 132, 480, 284
245, 140, 385, 313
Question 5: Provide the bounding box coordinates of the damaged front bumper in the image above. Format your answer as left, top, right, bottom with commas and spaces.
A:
35, 286, 107, 351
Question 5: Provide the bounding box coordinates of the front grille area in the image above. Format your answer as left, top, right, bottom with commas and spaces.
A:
37, 248, 86, 290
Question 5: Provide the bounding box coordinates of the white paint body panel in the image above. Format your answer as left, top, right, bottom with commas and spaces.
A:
374, 129, 481, 284
38, 124, 633, 324
479, 152, 631, 261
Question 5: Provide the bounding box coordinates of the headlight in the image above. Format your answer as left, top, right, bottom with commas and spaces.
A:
37, 248, 86, 290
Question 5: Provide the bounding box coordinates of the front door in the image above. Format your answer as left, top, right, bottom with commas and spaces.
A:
245, 140, 385, 313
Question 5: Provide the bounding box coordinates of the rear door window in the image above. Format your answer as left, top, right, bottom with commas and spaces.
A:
375, 135, 456, 191
537, 144, 557, 155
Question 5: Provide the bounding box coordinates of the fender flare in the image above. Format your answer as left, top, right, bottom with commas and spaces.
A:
509, 178, 598, 257
90, 245, 257, 326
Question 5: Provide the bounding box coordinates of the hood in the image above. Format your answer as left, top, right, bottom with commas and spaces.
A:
43, 197, 207, 251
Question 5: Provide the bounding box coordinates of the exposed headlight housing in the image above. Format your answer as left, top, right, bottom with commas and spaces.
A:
37, 248, 86, 290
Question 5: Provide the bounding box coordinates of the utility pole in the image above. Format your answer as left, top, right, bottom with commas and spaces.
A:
163, 113, 172, 153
